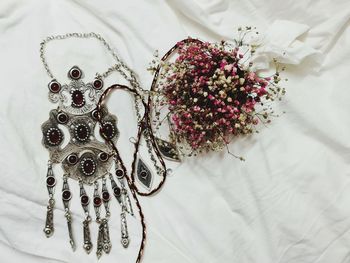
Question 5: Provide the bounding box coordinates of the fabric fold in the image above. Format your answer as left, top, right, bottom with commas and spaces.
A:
249, 20, 323, 70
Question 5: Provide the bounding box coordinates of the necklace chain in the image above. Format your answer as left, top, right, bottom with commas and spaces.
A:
40, 32, 123, 79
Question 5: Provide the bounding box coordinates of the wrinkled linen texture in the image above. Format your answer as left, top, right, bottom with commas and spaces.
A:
0, 0, 350, 263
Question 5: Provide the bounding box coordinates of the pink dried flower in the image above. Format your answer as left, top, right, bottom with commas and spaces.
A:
151, 33, 286, 155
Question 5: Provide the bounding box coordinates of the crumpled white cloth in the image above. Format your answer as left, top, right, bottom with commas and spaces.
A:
249, 20, 323, 70
0, 1, 350, 263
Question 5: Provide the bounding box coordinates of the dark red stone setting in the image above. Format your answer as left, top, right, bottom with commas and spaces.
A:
67, 154, 78, 165
98, 152, 109, 162
46, 127, 63, 146
81, 195, 89, 205
62, 190, 72, 201
100, 122, 116, 140
57, 112, 68, 124
93, 79, 103, 90
48, 80, 61, 93
80, 158, 96, 176
91, 109, 100, 120
46, 176, 56, 187
74, 123, 90, 142
69, 67, 82, 80
140, 170, 148, 179
113, 187, 121, 197
93, 196, 102, 206
71, 90, 85, 108
102, 191, 110, 201
115, 169, 124, 178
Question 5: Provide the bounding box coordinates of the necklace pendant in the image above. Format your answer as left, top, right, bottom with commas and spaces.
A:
41, 66, 120, 256
136, 156, 153, 190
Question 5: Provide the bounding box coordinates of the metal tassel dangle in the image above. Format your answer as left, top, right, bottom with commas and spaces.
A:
115, 164, 134, 216
109, 172, 129, 248
62, 176, 76, 251
79, 182, 93, 254
93, 181, 104, 258
83, 219, 92, 254
101, 218, 111, 253
120, 211, 129, 248
101, 177, 112, 254
109, 173, 123, 207
96, 220, 104, 259
114, 165, 130, 248
94, 178, 112, 258
136, 156, 153, 191
123, 187, 134, 217
44, 161, 56, 237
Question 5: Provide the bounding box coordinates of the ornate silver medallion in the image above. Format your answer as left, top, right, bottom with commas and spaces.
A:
42, 67, 119, 184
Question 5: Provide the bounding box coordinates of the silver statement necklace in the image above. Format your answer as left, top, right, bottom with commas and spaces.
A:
39, 33, 178, 261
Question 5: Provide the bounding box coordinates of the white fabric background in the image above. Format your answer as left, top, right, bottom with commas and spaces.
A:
0, 0, 350, 263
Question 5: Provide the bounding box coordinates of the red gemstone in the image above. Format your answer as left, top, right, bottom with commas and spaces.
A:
82, 158, 95, 175
49, 81, 61, 93
99, 152, 108, 162
57, 112, 68, 124
70, 68, 81, 79
93, 79, 103, 90
102, 191, 110, 201
67, 154, 78, 165
113, 187, 121, 196
116, 169, 124, 178
71, 90, 85, 107
81, 195, 89, 205
93, 196, 102, 206
46, 176, 56, 187
100, 123, 115, 139
75, 124, 89, 141
47, 128, 62, 145
62, 190, 71, 201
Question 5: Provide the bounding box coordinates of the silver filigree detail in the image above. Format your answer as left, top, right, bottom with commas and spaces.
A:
48, 69, 104, 115
41, 107, 119, 185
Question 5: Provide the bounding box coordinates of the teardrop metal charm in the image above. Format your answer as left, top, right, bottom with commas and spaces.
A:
136, 157, 153, 190
155, 137, 181, 162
